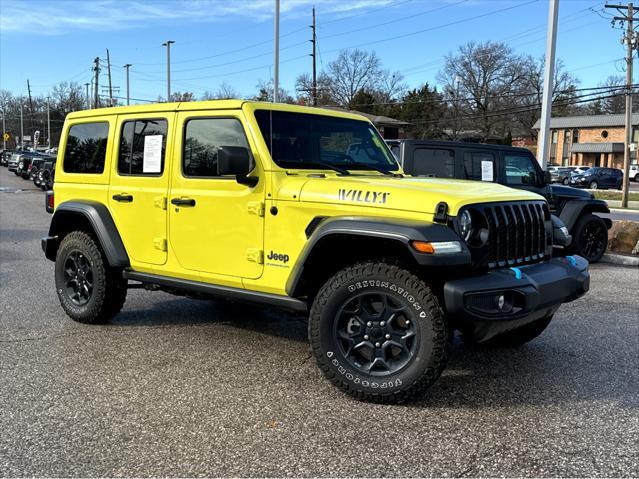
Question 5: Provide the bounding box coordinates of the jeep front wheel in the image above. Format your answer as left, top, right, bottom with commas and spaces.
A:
309, 262, 448, 403
55, 231, 127, 324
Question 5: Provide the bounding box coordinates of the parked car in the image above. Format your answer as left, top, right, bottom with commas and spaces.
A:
29, 156, 52, 183
569, 167, 623, 190
36, 159, 55, 190
0, 149, 15, 167
550, 167, 576, 185
16, 151, 50, 179
40, 101, 590, 403
387, 139, 612, 263
630, 164, 638, 181
8, 152, 22, 173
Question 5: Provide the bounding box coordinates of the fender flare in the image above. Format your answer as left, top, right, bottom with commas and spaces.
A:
285, 216, 470, 296
558, 199, 612, 231
45, 201, 129, 267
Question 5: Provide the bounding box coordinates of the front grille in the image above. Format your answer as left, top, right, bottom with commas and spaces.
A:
464, 201, 550, 269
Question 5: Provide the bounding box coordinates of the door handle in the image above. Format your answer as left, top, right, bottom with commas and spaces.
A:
171, 197, 196, 207
112, 193, 133, 202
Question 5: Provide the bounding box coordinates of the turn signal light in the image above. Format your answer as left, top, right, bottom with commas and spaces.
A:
411, 240, 463, 255
411, 241, 435, 254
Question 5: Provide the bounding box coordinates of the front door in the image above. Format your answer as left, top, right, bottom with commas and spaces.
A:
108, 114, 173, 265
501, 152, 547, 197
168, 112, 265, 279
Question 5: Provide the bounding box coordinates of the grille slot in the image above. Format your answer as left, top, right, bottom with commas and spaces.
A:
472, 201, 549, 269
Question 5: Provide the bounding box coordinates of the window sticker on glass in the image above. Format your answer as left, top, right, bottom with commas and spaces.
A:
143, 135, 163, 173
481, 160, 493, 181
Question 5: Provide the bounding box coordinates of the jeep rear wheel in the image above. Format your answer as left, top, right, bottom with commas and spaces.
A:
55, 231, 127, 324
309, 262, 448, 403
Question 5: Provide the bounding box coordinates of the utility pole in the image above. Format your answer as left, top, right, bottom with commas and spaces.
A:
84, 83, 90, 109
605, 2, 638, 208
20, 104, 24, 148
46, 97, 51, 150
538, 0, 559, 170
93, 57, 100, 109
162, 40, 175, 102
274, 0, 280, 103
124, 64, 132, 105
26, 79, 35, 135
310, 6, 317, 106
106, 48, 113, 106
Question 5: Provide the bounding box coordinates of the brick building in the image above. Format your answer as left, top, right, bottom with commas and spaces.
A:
533, 113, 639, 168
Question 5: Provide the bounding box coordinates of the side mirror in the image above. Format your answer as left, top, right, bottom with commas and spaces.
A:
217, 146, 258, 187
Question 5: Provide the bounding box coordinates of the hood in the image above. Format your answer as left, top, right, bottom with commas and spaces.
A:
550, 184, 593, 200
292, 175, 544, 215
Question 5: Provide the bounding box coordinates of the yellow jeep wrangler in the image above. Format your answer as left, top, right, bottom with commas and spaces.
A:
42, 101, 589, 402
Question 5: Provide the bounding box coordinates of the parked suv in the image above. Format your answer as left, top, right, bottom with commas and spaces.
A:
42, 102, 589, 403
387, 140, 612, 263
569, 167, 623, 190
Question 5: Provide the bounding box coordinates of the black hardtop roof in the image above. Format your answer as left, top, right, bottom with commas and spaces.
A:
388, 139, 534, 155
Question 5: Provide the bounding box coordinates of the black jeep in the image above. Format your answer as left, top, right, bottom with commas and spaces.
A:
387, 140, 611, 263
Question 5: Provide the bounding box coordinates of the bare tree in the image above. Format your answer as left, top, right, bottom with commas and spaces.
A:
438, 41, 529, 138
51, 82, 85, 116
169, 91, 195, 102
252, 79, 294, 103
202, 82, 241, 100
515, 56, 579, 136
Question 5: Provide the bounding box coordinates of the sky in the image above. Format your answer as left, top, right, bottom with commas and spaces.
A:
0, 0, 632, 104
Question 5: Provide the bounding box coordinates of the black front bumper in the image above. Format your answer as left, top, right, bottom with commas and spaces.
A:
444, 256, 589, 342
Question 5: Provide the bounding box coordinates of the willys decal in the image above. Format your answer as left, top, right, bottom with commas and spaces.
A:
338, 189, 390, 204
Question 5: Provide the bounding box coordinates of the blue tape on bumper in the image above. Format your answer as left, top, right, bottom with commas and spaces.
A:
510, 267, 522, 280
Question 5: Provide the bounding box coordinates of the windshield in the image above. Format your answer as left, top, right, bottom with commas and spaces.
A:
254, 110, 399, 172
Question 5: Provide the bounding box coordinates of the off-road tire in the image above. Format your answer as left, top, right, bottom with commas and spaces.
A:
570, 213, 608, 263
55, 231, 127, 324
481, 315, 553, 347
309, 262, 448, 403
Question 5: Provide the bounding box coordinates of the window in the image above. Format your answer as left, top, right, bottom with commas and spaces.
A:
411, 148, 455, 178
254, 110, 398, 172
463, 152, 495, 181
118, 119, 168, 175
183, 118, 250, 177
601, 130, 609, 139
572, 129, 579, 143
63, 122, 109, 174
503, 154, 539, 185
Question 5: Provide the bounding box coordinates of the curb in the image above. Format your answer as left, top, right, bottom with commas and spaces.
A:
600, 253, 639, 267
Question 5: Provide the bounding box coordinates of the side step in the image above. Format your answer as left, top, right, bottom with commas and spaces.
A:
123, 271, 308, 313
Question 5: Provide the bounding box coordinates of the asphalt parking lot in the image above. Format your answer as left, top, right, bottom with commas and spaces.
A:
1, 170, 638, 477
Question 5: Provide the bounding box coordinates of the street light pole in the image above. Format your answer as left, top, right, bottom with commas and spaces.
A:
273, 0, 280, 103
2, 105, 6, 151
124, 64, 132, 106
47, 97, 51, 150
538, 0, 559, 170
162, 41, 175, 102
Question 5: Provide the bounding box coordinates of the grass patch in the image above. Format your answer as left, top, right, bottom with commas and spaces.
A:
591, 190, 639, 201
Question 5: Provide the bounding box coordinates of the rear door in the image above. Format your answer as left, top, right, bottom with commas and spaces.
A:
108, 113, 173, 265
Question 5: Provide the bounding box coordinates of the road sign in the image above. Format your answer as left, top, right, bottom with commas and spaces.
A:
3, 133, 9, 141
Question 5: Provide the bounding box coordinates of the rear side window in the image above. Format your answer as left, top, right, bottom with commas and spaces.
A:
183, 118, 249, 177
463, 152, 495, 181
118, 119, 168, 175
63, 122, 109, 174
412, 148, 454, 178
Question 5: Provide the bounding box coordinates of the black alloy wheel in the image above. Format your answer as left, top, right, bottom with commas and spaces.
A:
335, 292, 419, 376
578, 219, 607, 261
63, 250, 94, 306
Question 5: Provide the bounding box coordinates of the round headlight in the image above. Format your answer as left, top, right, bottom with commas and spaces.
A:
459, 210, 473, 242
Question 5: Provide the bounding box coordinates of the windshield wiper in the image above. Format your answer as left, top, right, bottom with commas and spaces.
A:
281, 160, 350, 175
339, 153, 402, 177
